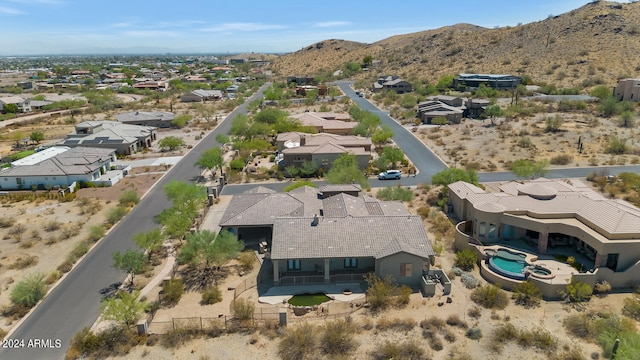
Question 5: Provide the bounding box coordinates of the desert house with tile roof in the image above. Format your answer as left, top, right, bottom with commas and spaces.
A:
219, 186, 437, 288
0, 146, 126, 190
180, 89, 224, 102
277, 132, 372, 170
58, 121, 157, 155
449, 178, 640, 292
372, 76, 413, 94
115, 111, 175, 128
289, 112, 356, 135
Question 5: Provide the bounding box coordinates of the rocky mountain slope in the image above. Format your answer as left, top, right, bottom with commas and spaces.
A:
269, 1, 640, 88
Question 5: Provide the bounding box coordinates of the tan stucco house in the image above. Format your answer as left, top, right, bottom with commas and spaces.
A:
278, 132, 372, 170
449, 178, 640, 291
219, 186, 436, 288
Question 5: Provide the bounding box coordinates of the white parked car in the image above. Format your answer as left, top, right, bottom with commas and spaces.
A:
378, 170, 401, 180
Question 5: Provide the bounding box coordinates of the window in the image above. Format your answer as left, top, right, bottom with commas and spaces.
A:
44, 177, 48, 180
606, 254, 619, 271
287, 259, 301, 271
479, 222, 486, 237
488, 223, 496, 239
344, 258, 357, 269
16, 178, 22, 185
400, 263, 412, 277
52, 177, 56, 180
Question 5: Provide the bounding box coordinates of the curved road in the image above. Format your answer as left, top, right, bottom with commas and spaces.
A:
221, 81, 640, 195
0, 83, 270, 360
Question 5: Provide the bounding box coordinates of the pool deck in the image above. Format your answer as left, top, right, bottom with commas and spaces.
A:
483, 245, 578, 284
258, 283, 366, 305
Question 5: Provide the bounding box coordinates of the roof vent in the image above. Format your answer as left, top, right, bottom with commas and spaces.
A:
311, 214, 319, 226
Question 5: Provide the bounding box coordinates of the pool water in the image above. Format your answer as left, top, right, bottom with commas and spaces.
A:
490, 256, 527, 274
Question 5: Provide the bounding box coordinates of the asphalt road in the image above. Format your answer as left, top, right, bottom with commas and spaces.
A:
0, 84, 270, 360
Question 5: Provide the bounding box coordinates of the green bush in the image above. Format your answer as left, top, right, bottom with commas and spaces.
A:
229, 159, 245, 171
105, 206, 128, 225
118, 189, 140, 207
466, 327, 483, 340
162, 278, 184, 306
237, 251, 255, 271
376, 186, 414, 202
512, 280, 542, 307
10, 273, 46, 308
87, 225, 106, 242
66, 325, 140, 359
201, 286, 222, 305
622, 293, 640, 321
470, 284, 509, 309
550, 154, 573, 165
563, 280, 592, 303
454, 248, 477, 271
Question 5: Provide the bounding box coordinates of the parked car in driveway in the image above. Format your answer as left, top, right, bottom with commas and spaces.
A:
378, 170, 401, 180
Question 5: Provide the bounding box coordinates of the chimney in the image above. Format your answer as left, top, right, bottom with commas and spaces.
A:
311, 214, 319, 226
300, 135, 306, 146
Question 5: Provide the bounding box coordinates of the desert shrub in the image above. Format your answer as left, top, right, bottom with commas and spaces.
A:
69, 242, 89, 262
0, 217, 15, 228
278, 323, 318, 360
512, 280, 542, 307
67, 325, 141, 359
550, 346, 587, 360
161, 322, 199, 348
376, 186, 414, 202
454, 248, 477, 271
237, 251, 255, 271
563, 280, 592, 303
623, 293, 640, 321
420, 316, 445, 331
8, 255, 38, 269
395, 285, 412, 306
416, 206, 430, 219
460, 273, 479, 289
445, 314, 468, 329
606, 136, 628, 154
364, 273, 396, 311
229, 159, 245, 171
471, 284, 509, 309
563, 313, 594, 338
201, 286, 222, 305
118, 189, 140, 207
44, 220, 62, 232
230, 298, 255, 321
161, 278, 184, 306
466, 327, 483, 340
371, 340, 427, 360
105, 206, 128, 225
593, 281, 611, 296
87, 225, 106, 242
376, 317, 417, 332
468, 306, 482, 319
45, 270, 61, 285
320, 319, 357, 357
10, 272, 46, 308
551, 154, 573, 165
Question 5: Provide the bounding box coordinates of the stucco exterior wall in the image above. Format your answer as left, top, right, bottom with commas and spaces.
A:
376, 252, 428, 287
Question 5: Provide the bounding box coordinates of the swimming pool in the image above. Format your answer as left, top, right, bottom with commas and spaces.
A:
486, 248, 528, 280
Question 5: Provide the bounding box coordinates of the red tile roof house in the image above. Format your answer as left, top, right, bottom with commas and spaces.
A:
218, 186, 444, 291
277, 132, 372, 170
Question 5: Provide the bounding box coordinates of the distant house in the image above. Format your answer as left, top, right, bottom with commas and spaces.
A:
0, 146, 123, 190
0, 96, 31, 113
133, 80, 168, 91
373, 76, 412, 94
613, 78, 640, 102
289, 112, 356, 135
180, 89, 223, 102
226, 84, 240, 93
453, 74, 522, 90
416, 101, 464, 124
58, 121, 157, 155
287, 76, 315, 85
17, 81, 33, 90
183, 75, 207, 82
466, 98, 491, 118
278, 132, 372, 170
219, 186, 436, 287
115, 111, 176, 128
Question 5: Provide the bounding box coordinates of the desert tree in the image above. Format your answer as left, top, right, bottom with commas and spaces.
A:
158, 136, 185, 151
510, 159, 548, 179
178, 230, 243, 269
196, 147, 224, 179
100, 290, 148, 327
29, 131, 45, 144
132, 228, 164, 261
484, 104, 504, 126
325, 154, 369, 189
112, 249, 146, 286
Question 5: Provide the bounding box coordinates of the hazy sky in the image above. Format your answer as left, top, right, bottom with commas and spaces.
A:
0, 0, 598, 55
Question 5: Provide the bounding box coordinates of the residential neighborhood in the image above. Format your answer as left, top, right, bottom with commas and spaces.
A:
1, 1, 640, 359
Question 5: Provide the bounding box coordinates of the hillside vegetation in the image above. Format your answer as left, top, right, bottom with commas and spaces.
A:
270, 1, 640, 88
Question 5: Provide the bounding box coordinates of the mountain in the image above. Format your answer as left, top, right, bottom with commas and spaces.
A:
269, 1, 640, 88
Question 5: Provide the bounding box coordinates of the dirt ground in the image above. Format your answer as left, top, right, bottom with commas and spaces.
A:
411, 109, 640, 171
